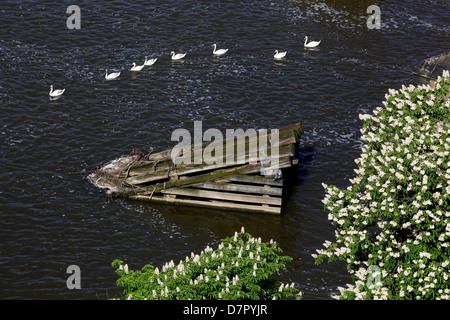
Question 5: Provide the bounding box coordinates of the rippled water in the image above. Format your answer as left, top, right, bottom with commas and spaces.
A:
0, 0, 448, 299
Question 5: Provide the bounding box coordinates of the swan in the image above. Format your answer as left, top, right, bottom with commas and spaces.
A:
144, 56, 158, 66
274, 50, 287, 60
105, 69, 121, 80
130, 62, 145, 71
49, 85, 65, 97
213, 44, 228, 55
304, 36, 321, 48
171, 51, 186, 60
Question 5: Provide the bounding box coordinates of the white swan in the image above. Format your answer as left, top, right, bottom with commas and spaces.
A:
130, 62, 145, 71
171, 51, 186, 60
213, 44, 228, 55
144, 56, 158, 66
274, 50, 287, 60
105, 69, 121, 80
304, 36, 321, 48
49, 85, 65, 97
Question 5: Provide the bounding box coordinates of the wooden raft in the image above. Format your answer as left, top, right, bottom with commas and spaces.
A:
89, 122, 303, 215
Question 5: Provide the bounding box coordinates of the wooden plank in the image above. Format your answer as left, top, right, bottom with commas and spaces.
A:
130, 194, 281, 215
125, 155, 293, 186
123, 158, 291, 199
125, 161, 245, 185
97, 122, 302, 179
126, 144, 295, 178
192, 182, 282, 196
226, 175, 283, 187
160, 187, 282, 206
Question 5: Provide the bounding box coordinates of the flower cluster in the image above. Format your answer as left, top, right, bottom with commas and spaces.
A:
112, 227, 302, 300
314, 70, 450, 300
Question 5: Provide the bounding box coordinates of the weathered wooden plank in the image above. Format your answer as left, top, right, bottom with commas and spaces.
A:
198, 122, 302, 151
225, 175, 283, 187
125, 161, 246, 185
278, 122, 303, 132
160, 187, 282, 206
124, 155, 293, 186
130, 194, 281, 215
166, 124, 299, 163
192, 182, 282, 196
124, 158, 291, 199
125, 143, 295, 178
97, 122, 302, 177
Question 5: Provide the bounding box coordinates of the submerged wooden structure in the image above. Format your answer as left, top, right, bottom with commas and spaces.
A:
89, 122, 303, 214
412, 51, 450, 83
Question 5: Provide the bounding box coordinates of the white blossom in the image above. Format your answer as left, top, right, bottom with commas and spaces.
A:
315, 71, 450, 300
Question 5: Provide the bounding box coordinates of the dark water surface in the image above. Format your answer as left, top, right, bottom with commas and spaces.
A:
0, 0, 448, 299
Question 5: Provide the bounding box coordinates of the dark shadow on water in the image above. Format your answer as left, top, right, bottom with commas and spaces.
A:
297, 145, 315, 184
281, 145, 315, 207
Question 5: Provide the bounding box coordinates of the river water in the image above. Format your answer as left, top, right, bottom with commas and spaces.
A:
0, 0, 448, 299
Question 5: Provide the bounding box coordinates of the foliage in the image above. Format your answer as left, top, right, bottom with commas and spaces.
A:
112, 227, 302, 300
314, 70, 450, 300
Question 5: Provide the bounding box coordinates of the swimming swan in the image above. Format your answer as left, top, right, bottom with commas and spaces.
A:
213, 44, 228, 55
105, 69, 121, 80
130, 62, 145, 71
274, 50, 287, 59
144, 56, 158, 66
171, 51, 186, 60
304, 36, 321, 48
49, 85, 65, 97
